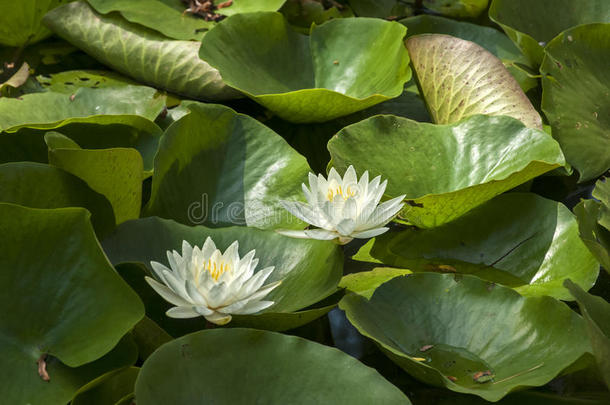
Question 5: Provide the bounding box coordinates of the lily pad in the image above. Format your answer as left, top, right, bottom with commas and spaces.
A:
574, 179, 610, 273
44, 1, 239, 101
339, 267, 412, 298
328, 114, 565, 228
0, 115, 162, 171
0, 161, 115, 237
131, 317, 172, 361
354, 193, 599, 300
565, 280, 610, 389
36, 69, 139, 92
72, 367, 139, 405
0, 86, 165, 131
199, 12, 411, 123
540, 23, 610, 182
0, 203, 144, 405
101, 216, 343, 331
0, 62, 30, 94
0, 0, 72, 47
46, 133, 143, 225
135, 328, 412, 404
406, 34, 542, 129
422, 0, 488, 18
339, 273, 591, 401
144, 103, 310, 230
489, 0, 610, 66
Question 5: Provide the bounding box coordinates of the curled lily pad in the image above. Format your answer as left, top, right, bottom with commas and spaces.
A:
44, 1, 240, 101
199, 12, 411, 123
101, 216, 343, 332
489, 0, 610, 65
565, 280, 610, 389
144, 103, 310, 230
340, 273, 591, 401
354, 193, 599, 300
406, 34, 542, 129
328, 114, 565, 228
0, 203, 144, 405
0, 161, 115, 237
339, 267, 412, 298
574, 178, 610, 273
46, 133, 144, 225
135, 328, 412, 404
541, 23, 610, 182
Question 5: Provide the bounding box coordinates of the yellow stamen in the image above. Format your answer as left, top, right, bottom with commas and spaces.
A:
327, 185, 356, 201
205, 258, 230, 281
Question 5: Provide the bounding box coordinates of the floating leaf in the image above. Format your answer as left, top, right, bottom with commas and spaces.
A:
0, 87, 164, 132
0, 203, 144, 404
144, 103, 310, 230
489, 0, 610, 66
339, 267, 412, 298
36, 69, 140, 92
0, 115, 162, 171
101, 216, 343, 331
135, 328, 412, 404
46, 133, 143, 225
422, 0, 488, 18
354, 193, 599, 300
541, 23, 610, 182
328, 114, 565, 228
72, 367, 139, 405
340, 273, 591, 401
565, 280, 610, 389
0, 161, 115, 237
574, 178, 610, 273
406, 34, 542, 128
0, 62, 30, 94
200, 12, 411, 123
44, 1, 239, 101
0, 0, 73, 47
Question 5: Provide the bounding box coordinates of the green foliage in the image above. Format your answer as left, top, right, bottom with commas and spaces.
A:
2, 1, 609, 403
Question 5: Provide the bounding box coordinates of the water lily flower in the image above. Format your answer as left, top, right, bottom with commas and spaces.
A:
278, 166, 405, 244
145, 238, 281, 325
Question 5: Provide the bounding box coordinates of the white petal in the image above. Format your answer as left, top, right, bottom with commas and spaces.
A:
342, 197, 358, 220
327, 167, 342, 184
166, 306, 201, 318
166, 250, 181, 273
145, 277, 191, 307
365, 198, 405, 228
204, 311, 232, 325
350, 227, 389, 239
181, 240, 193, 264
235, 249, 256, 278
238, 266, 275, 296
280, 201, 322, 227
336, 218, 356, 236
160, 269, 188, 297
206, 282, 229, 308
223, 240, 240, 265
150, 261, 170, 281
185, 279, 208, 306
240, 280, 282, 303
342, 166, 357, 189
304, 228, 340, 240
201, 236, 217, 260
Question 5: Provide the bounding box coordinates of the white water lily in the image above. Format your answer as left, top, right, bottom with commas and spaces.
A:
279, 166, 405, 244
145, 237, 281, 325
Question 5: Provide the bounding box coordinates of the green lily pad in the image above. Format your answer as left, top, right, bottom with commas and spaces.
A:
199, 12, 411, 123
44, 1, 239, 101
0, 0, 72, 47
0, 203, 144, 404
46, 133, 143, 225
347, 0, 412, 18
354, 193, 599, 300
565, 280, 610, 389
574, 179, 610, 273
0, 161, 115, 237
135, 328, 412, 404
101, 216, 343, 331
328, 114, 565, 228
131, 317, 172, 361
37, 69, 139, 92
489, 0, 610, 66
0, 62, 30, 94
406, 34, 542, 129
340, 273, 591, 401
540, 23, 610, 182
217, 0, 287, 16
0, 115, 162, 171
0, 86, 165, 132
72, 367, 139, 405
144, 103, 310, 230
340, 267, 412, 298
422, 0, 488, 18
